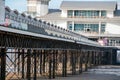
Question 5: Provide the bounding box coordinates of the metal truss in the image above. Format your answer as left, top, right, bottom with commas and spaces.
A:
0, 31, 114, 80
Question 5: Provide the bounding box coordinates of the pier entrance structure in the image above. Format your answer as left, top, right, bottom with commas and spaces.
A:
0, 5, 118, 80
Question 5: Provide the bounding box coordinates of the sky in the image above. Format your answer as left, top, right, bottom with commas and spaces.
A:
5, 0, 120, 12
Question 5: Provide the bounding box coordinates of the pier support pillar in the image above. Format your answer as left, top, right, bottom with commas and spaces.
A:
98, 51, 101, 65
33, 50, 37, 80
48, 50, 52, 79
71, 50, 76, 75
79, 50, 83, 74
62, 50, 67, 77
39, 50, 42, 74
55, 50, 58, 71
85, 51, 88, 71
22, 49, 25, 79
0, 48, 6, 80
26, 49, 31, 80
89, 51, 92, 68
18, 49, 21, 75
43, 50, 46, 73
65, 50, 67, 76
52, 50, 56, 78
93, 51, 96, 66
96, 51, 99, 66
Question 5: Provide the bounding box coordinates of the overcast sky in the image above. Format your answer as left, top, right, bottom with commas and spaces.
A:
5, 0, 120, 12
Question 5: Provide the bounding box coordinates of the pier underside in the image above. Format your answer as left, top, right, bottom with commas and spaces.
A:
0, 31, 117, 80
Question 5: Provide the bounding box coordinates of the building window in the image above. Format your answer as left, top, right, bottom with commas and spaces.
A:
101, 11, 106, 17
74, 11, 79, 17
84, 24, 99, 33
90, 24, 99, 32
68, 10, 107, 18
101, 23, 106, 33
94, 11, 99, 17
74, 24, 84, 31
67, 10, 73, 18
68, 22, 72, 30
73, 10, 100, 18
74, 23, 99, 33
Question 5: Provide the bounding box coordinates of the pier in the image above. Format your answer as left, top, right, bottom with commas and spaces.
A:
0, 4, 119, 80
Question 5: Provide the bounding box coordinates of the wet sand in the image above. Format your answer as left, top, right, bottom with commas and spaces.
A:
39, 65, 120, 80
38, 72, 120, 80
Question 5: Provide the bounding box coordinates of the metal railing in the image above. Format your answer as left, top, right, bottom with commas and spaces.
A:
1, 6, 100, 46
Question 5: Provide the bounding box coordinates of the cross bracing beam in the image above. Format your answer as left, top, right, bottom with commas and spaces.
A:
0, 31, 80, 49
0, 46, 116, 80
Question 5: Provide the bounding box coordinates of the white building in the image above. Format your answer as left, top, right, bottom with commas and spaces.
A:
28, 1, 120, 46
27, 0, 51, 17
0, 0, 5, 23
38, 1, 120, 33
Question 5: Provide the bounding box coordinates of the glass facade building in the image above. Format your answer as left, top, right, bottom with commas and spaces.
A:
67, 10, 106, 34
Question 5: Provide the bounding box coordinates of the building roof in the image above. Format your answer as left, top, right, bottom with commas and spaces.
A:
60, 1, 117, 10
38, 9, 62, 20
38, 9, 120, 22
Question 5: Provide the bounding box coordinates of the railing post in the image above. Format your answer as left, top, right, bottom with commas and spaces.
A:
0, 48, 6, 80
27, 49, 31, 80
